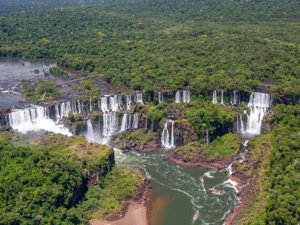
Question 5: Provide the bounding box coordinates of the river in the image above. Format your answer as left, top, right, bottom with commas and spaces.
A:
115, 149, 238, 225
0, 58, 55, 109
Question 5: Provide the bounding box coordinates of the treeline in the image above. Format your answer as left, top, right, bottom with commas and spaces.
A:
0, 0, 299, 102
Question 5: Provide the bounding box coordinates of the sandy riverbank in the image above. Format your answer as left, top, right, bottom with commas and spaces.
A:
90, 200, 148, 225
90, 180, 151, 225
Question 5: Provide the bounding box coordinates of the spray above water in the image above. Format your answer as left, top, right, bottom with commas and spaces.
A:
8, 105, 72, 136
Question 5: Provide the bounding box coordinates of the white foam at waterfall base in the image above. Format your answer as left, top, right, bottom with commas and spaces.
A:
9, 106, 72, 136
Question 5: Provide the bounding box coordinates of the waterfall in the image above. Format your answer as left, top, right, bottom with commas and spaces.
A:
55, 101, 81, 120
85, 119, 95, 143
231, 90, 239, 106
175, 90, 190, 103
136, 93, 144, 105
89, 97, 92, 112
120, 113, 128, 132
133, 113, 139, 129
237, 92, 271, 137
205, 127, 209, 145
182, 90, 190, 103
120, 113, 138, 132
110, 95, 119, 112
212, 90, 218, 104
117, 95, 123, 110
126, 94, 132, 111
101, 96, 109, 113
175, 91, 181, 103
221, 90, 224, 105
158, 92, 164, 103
161, 120, 175, 149
8, 105, 72, 136
77, 100, 82, 113
102, 112, 118, 144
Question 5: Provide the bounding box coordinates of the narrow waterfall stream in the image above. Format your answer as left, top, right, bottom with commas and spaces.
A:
161, 120, 175, 149
212, 90, 218, 104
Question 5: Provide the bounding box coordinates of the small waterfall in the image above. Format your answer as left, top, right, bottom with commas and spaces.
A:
161, 120, 175, 149
89, 97, 92, 112
77, 100, 82, 113
182, 90, 190, 103
205, 127, 209, 145
136, 93, 144, 105
101, 96, 109, 113
175, 90, 181, 103
120, 113, 128, 132
120, 113, 138, 132
237, 92, 271, 137
221, 90, 224, 105
212, 90, 218, 104
85, 119, 95, 143
126, 94, 132, 111
117, 95, 123, 110
133, 113, 139, 129
55, 100, 83, 121
110, 95, 119, 112
231, 90, 239, 106
175, 90, 190, 103
99, 95, 120, 144
158, 92, 164, 103
102, 112, 118, 144
8, 105, 72, 136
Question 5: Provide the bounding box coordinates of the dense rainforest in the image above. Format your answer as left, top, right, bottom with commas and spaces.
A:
0, 0, 299, 103
0, 133, 145, 225
0, 0, 299, 224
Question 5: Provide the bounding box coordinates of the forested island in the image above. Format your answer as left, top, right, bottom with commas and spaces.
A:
0, 0, 299, 225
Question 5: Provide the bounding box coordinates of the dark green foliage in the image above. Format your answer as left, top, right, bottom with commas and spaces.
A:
142, 103, 167, 122
76, 167, 144, 219
0, 133, 83, 224
72, 80, 100, 100
49, 66, 69, 78
263, 105, 300, 224
0, 0, 298, 100
0, 133, 144, 224
22, 79, 58, 101
174, 133, 241, 161
184, 100, 238, 138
